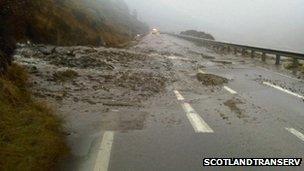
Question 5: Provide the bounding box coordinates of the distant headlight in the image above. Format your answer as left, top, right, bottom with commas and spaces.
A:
151, 28, 159, 34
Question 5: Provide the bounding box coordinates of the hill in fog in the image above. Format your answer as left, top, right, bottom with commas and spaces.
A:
1, 0, 149, 47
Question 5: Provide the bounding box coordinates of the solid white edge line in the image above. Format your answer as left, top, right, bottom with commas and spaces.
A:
223, 86, 237, 94
182, 103, 214, 133
285, 128, 304, 142
263, 82, 304, 99
94, 131, 114, 171
257, 66, 301, 81
173, 90, 185, 100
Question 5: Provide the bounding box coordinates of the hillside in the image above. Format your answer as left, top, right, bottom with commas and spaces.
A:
1, 0, 149, 72
180, 30, 215, 40
2, 0, 148, 46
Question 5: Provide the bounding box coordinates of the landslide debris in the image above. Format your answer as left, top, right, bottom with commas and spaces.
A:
211, 60, 233, 65
53, 69, 79, 82
196, 72, 228, 86
15, 44, 173, 104
224, 98, 245, 119
114, 71, 166, 93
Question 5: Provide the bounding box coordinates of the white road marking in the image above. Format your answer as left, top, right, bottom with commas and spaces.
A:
173, 90, 213, 133
223, 86, 237, 94
285, 128, 304, 142
198, 69, 206, 74
257, 66, 301, 82
173, 90, 185, 100
167, 55, 191, 61
94, 131, 114, 171
263, 82, 304, 99
181, 103, 214, 133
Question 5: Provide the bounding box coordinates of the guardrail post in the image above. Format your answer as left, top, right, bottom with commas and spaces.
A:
275, 54, 281, 65
251, 50, 255, 58
262, 52, 266, 62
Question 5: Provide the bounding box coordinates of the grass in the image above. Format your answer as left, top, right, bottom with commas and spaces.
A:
53, 69, 79, 82
3, 0, 148, 47
0, 64, 68, 171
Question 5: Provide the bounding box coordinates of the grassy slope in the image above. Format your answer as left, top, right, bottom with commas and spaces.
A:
0, 64, 69, 171
13, 0, 149, 46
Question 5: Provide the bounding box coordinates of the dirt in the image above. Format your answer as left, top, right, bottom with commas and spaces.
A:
114, 71, 166, 93
219, 112, 229, 120
53, 69, 79, 82
211, 60, 233, 65
201, 54, 215, 59
196, 72, 229, 86
224, 98, 246, 119
14, 43, 174, 135
99, 110, 149, 131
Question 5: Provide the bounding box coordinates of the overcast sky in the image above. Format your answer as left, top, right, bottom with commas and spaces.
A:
124, 0, 304, 53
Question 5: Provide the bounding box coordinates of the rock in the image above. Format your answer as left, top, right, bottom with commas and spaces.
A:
29, 66, 39, 74
38, 46, 55, 55
211, 60, 233, 65
196, 72, 228, 86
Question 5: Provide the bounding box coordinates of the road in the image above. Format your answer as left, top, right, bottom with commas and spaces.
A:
16, 33, 303, 171
85, 34, 304, 171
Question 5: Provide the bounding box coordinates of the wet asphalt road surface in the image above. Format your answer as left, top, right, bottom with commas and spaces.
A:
17, 33, 304, 171
89, 34, 304, 171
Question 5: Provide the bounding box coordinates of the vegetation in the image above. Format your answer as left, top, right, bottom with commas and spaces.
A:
1, 0, 148, 47
0, 64, 68, 171
1, 0, 149, 72
284, 59, 304, 74
181, 30, 215, 40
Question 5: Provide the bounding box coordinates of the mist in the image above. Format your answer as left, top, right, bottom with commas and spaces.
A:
124, 0, 304, 53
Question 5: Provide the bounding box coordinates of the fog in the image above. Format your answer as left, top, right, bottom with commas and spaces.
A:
125, 0, 304, 53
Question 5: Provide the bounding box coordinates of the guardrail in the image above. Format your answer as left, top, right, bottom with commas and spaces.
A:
166, 33, 304, 66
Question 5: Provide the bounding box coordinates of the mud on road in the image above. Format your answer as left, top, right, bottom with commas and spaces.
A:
15, 44, 174, 104
14, 33, 303, 171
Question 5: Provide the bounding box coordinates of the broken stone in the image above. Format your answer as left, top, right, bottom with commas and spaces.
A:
196, 72, 228, 86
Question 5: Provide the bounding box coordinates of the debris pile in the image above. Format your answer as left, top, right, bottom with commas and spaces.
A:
196, 72, 228, 86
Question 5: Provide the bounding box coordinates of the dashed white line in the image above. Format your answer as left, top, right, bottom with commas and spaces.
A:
223, 86, 237, 94
182, 103, 214, 133
174, 90, 213, 133
173, 90, 185, 101
285, 128, 304, 142
94, 131, 114, 171
263, 82, 304, 99
198, 69, 206, 74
